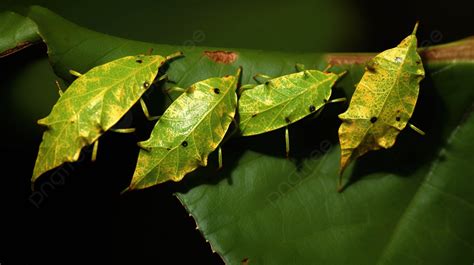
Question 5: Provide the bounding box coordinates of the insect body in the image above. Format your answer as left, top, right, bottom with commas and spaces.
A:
238, 65, 345, 156
32, 52, 182, 185
128, 68, 241, 190
338, 23, 425, 190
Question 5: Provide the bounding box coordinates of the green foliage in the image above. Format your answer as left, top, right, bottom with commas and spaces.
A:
0, 11, 40, 57
2, 6, 474, 265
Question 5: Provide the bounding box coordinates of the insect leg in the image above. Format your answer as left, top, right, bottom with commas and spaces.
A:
309, 107, 325, 120
326, 98, 347, 104
253, 74, 272, 84
165, 51, 185, 61
55, 80, 64, 96
218, 147, 223, 170
69, 70, 82, 77
140, 98, 161, 121
137, 142, 152, 152
152, 74, 168, 84
110, 128, 136, 133
91, 139, 99, 162
239, 84, 256, 95
285, 126, 290, 158
337, 70, 348, 78
408, 123, 426, 136
322, 64, 333, 73
164, 87, 187, 94
221, 116, 239, 144
295, 63, 306, 72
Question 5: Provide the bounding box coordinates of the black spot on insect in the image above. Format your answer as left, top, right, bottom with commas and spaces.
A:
285, 117, 291, 123
181, 141, 188, 147
135, 59, 143, 64
213, 88, 220, 94
143, 81, 150, 89
251, 113, 258, 118
309, 105, 316, 112
370, 117, 377, 123
396, 116, 401, 121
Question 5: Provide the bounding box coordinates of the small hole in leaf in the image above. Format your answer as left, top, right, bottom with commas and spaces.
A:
309, 105, 316, 112
251, 113, 257, 118
181, 141, 188, 147
285, 117, 291, 123
143, 82, 150, 89
136, 59, 143, 64
370, 117, 377, 123
213, 88, 220, 94
265, 81, 270, 86
396, 116, 401, 121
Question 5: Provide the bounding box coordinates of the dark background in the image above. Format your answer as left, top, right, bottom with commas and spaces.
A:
0, 0, 472, 264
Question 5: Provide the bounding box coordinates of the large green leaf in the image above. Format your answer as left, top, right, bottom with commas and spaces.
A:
0, 11, 41, 57
11, 6, 474, 264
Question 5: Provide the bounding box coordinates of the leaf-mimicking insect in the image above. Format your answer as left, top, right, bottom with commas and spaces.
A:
238, 64, 346, 156
32, 52, 182, 186
337, 22, 425, 190
127, 68, 241, 190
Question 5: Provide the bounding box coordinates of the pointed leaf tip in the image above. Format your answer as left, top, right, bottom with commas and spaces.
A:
412, 21, 419, 35
120, 186, 130, 195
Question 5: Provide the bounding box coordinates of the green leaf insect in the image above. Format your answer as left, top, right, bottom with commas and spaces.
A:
32, 52, 182, 185
238, 64, 346, 156
127, 68, 241, 190
338, 22, 425, 190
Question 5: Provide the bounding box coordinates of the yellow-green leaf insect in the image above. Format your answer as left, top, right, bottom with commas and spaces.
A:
338, 22, 425, 190
127, 68, 241, 190
238, 64, 346, 156
32, 52, 182, 186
